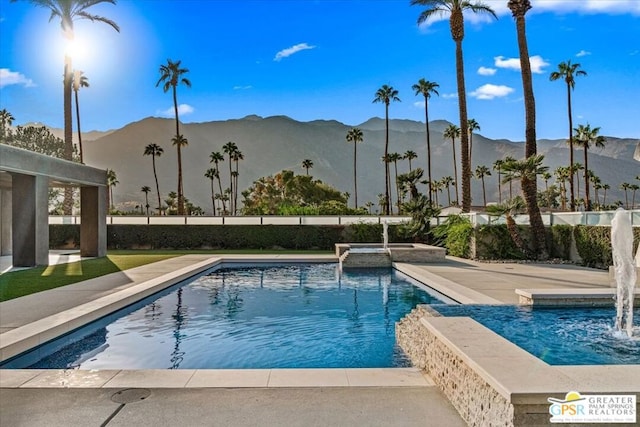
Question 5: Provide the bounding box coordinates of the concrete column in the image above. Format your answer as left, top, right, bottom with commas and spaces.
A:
11, 173, 49, 266
0, 187, 12, 256
80, 185, 107, 257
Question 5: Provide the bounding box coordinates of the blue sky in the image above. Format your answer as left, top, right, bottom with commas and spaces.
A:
1, 0, 639, 141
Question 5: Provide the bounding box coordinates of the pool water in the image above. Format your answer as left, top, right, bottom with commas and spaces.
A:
433, 305, 640, 365
5, 264, 450, 369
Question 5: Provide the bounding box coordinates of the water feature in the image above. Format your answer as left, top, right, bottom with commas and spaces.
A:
611, 208, 637, 337
382, 220, 389, 250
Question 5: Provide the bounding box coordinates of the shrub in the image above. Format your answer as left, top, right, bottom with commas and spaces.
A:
432, 215, 473, 258
476, 225, 527, 260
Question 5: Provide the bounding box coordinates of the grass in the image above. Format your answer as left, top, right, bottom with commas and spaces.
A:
0, 249, 332, 302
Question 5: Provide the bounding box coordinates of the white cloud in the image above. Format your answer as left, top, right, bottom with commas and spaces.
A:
442, 93, 458, 99
478, 66, 497, 76
0, 68, 35, 88
469, 84, 514, 100
491, 1, 640, 16
233, 85, 253, 90
413, 101, 426, 108
274, 43, 315, 61
576, 50, 591, 57
157, 104, 194, 117
494, 55, 549, 74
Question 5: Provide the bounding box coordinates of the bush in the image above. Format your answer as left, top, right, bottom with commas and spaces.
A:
548, 225, 573, 259
476, 225, 527, 260
432, 215, 473, 258
572, 225, 640, 269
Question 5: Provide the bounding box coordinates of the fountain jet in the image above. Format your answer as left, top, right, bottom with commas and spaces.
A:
611, 208, 636, 337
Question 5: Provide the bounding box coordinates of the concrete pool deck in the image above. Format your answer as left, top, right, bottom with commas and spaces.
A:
0, 254, 636, 426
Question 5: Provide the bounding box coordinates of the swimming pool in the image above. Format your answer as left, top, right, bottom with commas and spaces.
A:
3, 263, 453, 369
433, 305, 640, 365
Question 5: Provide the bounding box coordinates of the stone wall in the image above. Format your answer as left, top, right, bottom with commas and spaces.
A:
397, 306, 515, 427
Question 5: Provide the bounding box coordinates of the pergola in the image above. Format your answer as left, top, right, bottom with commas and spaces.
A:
0, 144, 107, 267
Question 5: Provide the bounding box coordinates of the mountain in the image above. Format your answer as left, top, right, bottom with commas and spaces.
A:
78, 115, 639, 213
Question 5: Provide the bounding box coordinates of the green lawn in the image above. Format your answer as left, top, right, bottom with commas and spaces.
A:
0, 249, 332, 302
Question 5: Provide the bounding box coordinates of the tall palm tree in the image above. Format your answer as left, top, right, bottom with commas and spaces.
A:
573, 124, 606, 210
143, 143, 164, 215
156, 59, 191, 215
504, 155, 516, 199
442, 176, 454, 206
501, 154, 549, 258
444, 124, 461, 205
301, 159, 314, 175
17, 0, 119, 214
602, 183, 610, 206
389, 152, 403, 209
573, 162, 584, 200
493, 159, 504, 204
232, 149, 244, 214
620, 182, 631, 209
630, 184, 639, 209
209, 151, 226, 214
222, 141, 238, 214
373, 84, 400, 215
475, 165, 491, 207
72, 70, 89, 163
404, 150, 418, 171
412, 78, 439, 203
365, 201, 374, 214
141, 186, 151, 216
171, 134, 188, 215
541, 171, 552, 209
550, 60, 587, 211
412, 0, 496, 213
346, 128, 364, 208
467, 118, 480, 167
106, 168, 118, 211
554, 166, 570, 211
204, 168, 217, 215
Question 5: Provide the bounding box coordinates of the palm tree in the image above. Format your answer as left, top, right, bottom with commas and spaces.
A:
156, 59, 191, 215
554, 166, 570, 211
444, 124, 461, 205
18, 0, 119, 214
171, 134, 189, 215
493, 159, 504, 204
412, 78, 439, 204
573, 124, 605, 210
373, 84, 400, 215
541, 171, 552, 209
501, 155, 549, 258
467, 118, 480, 167
209, 151, 226, 214
442, 176, 454, 206
486, 196, 528, 257
0, 108, 15, 138
504, 155, 516, 199
222, 141, 238, 214
302, 159, 314, 175
389, 152, 403, 209
143, 143, 164, 215
232, 149, 244, 214
573, 162, 584, 200
475, 165, 491, 207
591, 175, 601, 207
141, 186, 151, 216
412, 0, 496, 213
550, 60, 587, 211
204, 168, 217, 215
404, 150, 418, 172
620, 182, 631, 209
72, 70, 89, 163
106, 168, 118, 211
602, 183, 610, 207
346, 128, 364, 208
630, 184, 639, 209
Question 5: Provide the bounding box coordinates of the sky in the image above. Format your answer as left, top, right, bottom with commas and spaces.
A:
0, 0, 639, 142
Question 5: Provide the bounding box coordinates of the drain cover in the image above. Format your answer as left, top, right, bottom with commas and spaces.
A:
110, 388, 151, 404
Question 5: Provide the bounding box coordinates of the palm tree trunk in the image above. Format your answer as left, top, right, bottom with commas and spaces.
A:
584, 148, 590, 210
603, 187, 607, 206
384, 104, 390, 215
497, 170, 502, 204
74, 89, 84, 163
394, 160, 400, 211
522, 176, 548, 259
353, 141, 358, 209
566, 83, 575, 211
216, 169, 226, 214
210, 178, 216, 216
424, 98, 433, 204
234, 161, 240, 215
447, 185, 452, 206
172, 85, 184, 215
452, 139, 459, 205
506, 215, 527, 257
63, 55, 74, 215
152, 156, 162, 215
481, 177, 487, 207
455, 39, 471, 212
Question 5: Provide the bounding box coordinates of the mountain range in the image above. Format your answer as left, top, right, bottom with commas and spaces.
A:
69, 115, 640, 213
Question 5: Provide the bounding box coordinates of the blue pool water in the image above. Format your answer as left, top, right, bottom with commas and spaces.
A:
4, 264, 450, 369
433, 305, 640, 365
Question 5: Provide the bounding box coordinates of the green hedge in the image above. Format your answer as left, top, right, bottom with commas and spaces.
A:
49, 223, 410, 251
573, 225, 640, 269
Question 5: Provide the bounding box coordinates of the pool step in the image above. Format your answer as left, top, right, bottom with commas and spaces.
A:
340, 250, 392, 269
